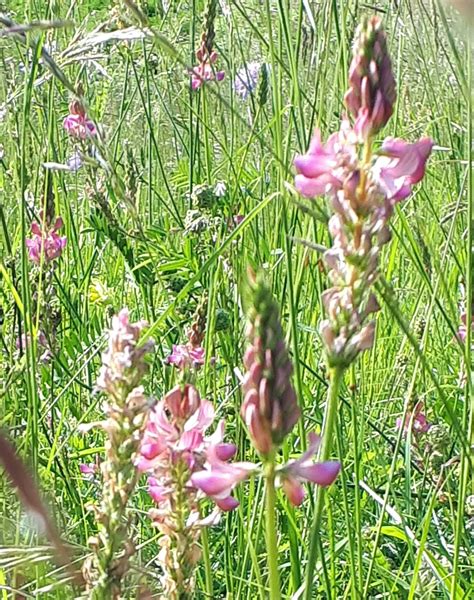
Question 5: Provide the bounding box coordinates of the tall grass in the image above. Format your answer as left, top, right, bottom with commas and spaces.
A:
0, 0, 472, 597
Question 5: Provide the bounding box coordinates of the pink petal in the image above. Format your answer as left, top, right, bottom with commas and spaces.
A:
294, 174, 331, 198
293, 154, 334, 178
214, 443, 237, 461
148, 477, 167, 503
191, 470, 236, 497
31, 222, 42, 236
215, 495, 239, 511
184, 399, 215, 432
281, 476, 305, 506
293, 461, 340, 486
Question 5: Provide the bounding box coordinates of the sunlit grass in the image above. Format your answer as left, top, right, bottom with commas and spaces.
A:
0, 0, 471, 598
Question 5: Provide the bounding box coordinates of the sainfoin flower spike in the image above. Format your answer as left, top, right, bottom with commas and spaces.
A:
294, 16, 433, 599
137, 383, 251, 598
26, 217, 67, 264
293, 18, 433, 368
82, 309, 154, 598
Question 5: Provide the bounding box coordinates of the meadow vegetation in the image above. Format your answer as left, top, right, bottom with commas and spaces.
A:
0, 0, 472, 598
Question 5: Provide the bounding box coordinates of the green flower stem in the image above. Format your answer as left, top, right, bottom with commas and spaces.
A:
264, 460, 281, 600
304, 366, 345, 600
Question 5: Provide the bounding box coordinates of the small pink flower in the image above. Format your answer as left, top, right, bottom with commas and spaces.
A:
80, 463, 97, 481
278, 433, 341, 506
147, 476, 168, 503
374, 137, 434, 202
63, 99, 96, 139
191, 444, 255, 511
80, 463, 96, 474
26, 217, 67, 264
294, 129, 345, 198
190, 50, 225, 90
63, 113, 96, 139
166, 343, 205, 369
396, 402, 431, 435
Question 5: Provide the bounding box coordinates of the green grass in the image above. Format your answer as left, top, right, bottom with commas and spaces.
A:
0, 0, 472, 598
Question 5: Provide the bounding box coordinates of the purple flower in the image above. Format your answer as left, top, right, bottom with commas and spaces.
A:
26, 217, 67, 264
234, 62, 261, 100
278, 433, 340, 506
67, 152, 83, 171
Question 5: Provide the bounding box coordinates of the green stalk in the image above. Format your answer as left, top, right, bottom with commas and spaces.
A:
304, 366, 344, 600
264, 460, 281, 600
452, 30, 472, 599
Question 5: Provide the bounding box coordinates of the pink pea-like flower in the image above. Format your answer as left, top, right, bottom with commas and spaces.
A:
26, 217, 67, 264
456, 312, 474, 344
396, 402, 431, 436
191, 442, 255, 511
294, 127, 433, 204
63, 99, 96, 139
374, 137, 434, 202
278, 433, 341, 506
190, 50, 225, 90
166, 343, 205, 369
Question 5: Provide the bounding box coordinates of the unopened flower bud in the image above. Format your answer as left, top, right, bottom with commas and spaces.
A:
344, 16, 396, 136
241, 272, 301, 457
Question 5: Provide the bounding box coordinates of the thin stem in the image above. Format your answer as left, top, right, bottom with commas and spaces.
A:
304, 366, 345, 600
264, 461, 281, 600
